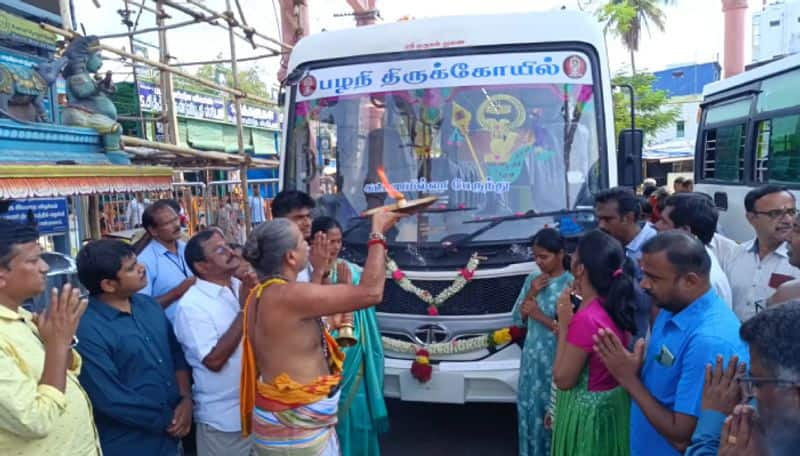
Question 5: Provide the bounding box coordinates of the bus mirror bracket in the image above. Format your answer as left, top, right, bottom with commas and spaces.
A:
612, 83, 642, 188
617, 129, 643, 188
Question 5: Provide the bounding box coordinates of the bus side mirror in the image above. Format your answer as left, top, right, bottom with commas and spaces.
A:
617, 129, 643, 188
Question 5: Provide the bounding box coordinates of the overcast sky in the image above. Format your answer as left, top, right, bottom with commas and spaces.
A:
72, 0, 764, 84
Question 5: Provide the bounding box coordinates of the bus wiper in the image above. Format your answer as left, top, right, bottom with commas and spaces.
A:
451, 208, 595, 249
461, 208, 591, 224
419, 206, 477, 214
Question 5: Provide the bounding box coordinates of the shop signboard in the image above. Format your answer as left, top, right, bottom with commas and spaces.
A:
0, 9, 57, 49
3, 198, 69, 235
229, 102, 282, 130
138, 81, 226, 121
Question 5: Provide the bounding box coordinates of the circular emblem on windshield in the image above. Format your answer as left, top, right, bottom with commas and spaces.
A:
563, 55, 588, 79
299, 75, 317, 97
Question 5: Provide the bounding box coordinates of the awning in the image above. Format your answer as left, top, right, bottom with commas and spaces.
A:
0, 165, 173, 199
643, 139, 695, 163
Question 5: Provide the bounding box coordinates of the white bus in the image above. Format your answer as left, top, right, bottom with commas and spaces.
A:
696, 53, 800, 243
281, 10, 638, 403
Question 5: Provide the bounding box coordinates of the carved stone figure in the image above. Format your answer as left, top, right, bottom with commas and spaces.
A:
0, 55, 67, 122
60, 35, 122, 151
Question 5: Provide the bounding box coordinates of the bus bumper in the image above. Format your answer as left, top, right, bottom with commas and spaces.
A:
382, 345, 521, 404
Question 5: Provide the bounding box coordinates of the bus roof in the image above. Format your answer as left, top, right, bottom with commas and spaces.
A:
287, 10, 607, 72
703, 52, 800, 97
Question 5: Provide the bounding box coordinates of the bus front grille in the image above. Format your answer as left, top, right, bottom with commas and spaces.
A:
377, 274, 528, 316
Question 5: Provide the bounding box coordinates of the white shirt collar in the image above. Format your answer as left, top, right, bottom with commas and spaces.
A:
745, 239, 789, 258
193, 277, 240, 299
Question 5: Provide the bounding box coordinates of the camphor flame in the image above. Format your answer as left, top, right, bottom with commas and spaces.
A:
377, 167, 405, 200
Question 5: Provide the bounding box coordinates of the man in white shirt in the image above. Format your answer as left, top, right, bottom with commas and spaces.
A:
172, 230, 253, 456
724, 185, 800, 321
709, 232, 738, 272
654, 193, 733, 306
124, 193, 148, 229
769, 213, 800, 306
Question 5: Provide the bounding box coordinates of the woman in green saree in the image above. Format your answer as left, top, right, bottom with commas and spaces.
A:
312, 216, 389, 456
511, 228, 573, 456
551, 230, 636, 456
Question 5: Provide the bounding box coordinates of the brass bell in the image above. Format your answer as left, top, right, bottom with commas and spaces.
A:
336, 322, 358, 347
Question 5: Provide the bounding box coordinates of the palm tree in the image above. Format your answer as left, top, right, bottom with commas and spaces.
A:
598, 0, 673, 75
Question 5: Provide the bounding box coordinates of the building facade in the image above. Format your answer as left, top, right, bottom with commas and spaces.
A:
752, 0, 800, 64
651, 61, 721, 145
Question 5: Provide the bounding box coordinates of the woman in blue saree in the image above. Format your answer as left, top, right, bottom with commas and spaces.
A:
511, 228, 573, 456
312, 216, 389, 456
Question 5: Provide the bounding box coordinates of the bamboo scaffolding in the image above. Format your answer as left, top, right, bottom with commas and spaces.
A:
41, 23, 274, 105
126, 148, 278, 168
225, 0, 251, 231
48, 0, 284, 227
151, 0, 287, 54
181, 0, 292, 51
171, 53, 280, 67
156, 0, 178, 144
98, 14, 223, 39
120, 0, 159, 15
122, 136, 279, 167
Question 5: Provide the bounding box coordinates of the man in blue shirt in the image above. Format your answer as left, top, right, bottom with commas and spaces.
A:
137, 200, 195, 322
594, 231, 749, 456
75, 239, 192, 456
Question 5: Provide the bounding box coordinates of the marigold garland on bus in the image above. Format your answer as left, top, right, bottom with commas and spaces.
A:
395, 327, 526, 383
385, 253, 481, 315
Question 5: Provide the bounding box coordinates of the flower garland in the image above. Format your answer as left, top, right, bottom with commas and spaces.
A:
385, 327, 526, 383
386, 253, 481, 315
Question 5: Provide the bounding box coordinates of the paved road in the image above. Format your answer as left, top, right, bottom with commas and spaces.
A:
379, 399, 518, 456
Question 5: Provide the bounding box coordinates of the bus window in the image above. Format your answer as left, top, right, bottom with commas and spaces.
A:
705, 98, 751, 124
755, 113, 800, 184
701, 124, 745, 183
756, 69, 800, 113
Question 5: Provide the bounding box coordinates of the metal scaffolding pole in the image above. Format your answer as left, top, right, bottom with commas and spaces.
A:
224, 0, 251, 232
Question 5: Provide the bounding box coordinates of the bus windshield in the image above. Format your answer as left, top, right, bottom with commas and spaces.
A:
286, 50, 604, 245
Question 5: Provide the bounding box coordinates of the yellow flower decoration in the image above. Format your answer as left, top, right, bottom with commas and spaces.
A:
492, 328, 512, 346
415, 355, 430, 365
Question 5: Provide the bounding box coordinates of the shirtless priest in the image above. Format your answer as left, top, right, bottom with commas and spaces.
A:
239, 211, 402, 455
